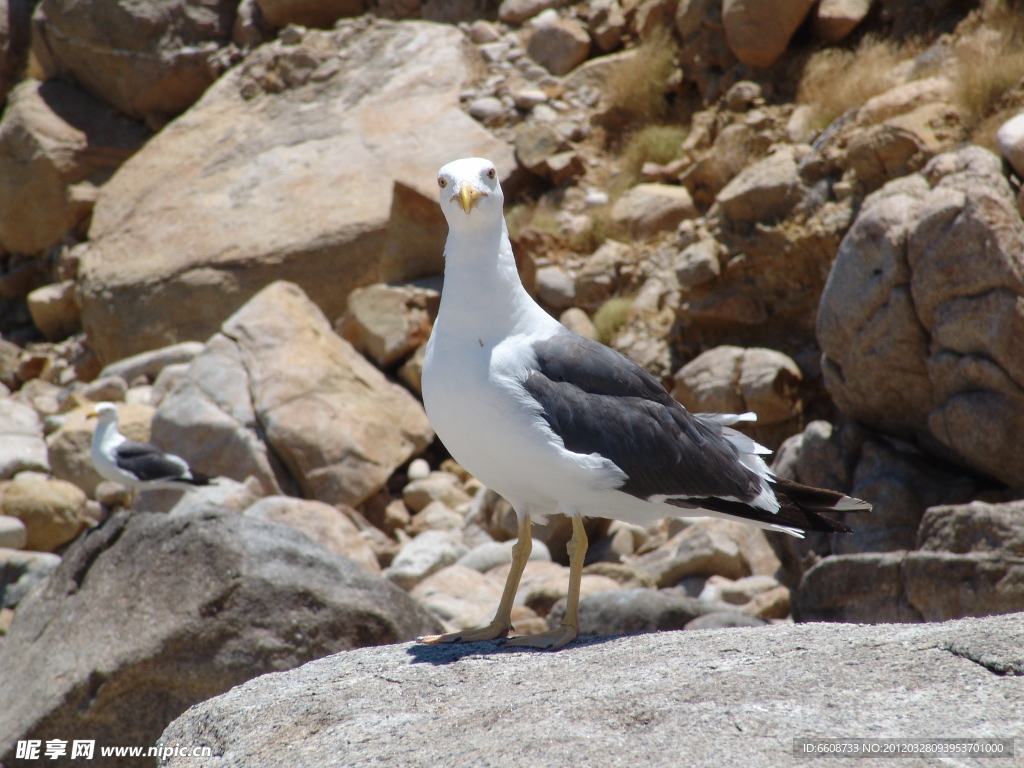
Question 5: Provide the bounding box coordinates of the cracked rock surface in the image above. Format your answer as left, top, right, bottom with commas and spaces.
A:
160, 613, 1023, 768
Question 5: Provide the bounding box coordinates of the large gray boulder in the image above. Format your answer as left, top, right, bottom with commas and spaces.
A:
817, 146, 1024, 491
0, 507, 442, 764
158, 613, 1023, 767
78, 19, 515, 365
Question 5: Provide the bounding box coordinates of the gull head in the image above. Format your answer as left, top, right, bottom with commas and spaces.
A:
86, 402, 119, 423
436, 157, 504, 231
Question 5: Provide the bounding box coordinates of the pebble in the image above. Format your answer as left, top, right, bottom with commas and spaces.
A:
513, 89, 548, 110
384, 530, 469, 591
468, 97, 506, 124
584, 188, 609, 207
0, 516, 27, 550
407, 458, 431, 481
456, 538, 552, 572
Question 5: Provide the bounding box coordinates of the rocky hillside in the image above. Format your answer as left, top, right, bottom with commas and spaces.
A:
1, 0, 1024, 763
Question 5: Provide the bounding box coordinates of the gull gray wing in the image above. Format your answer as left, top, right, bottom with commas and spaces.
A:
114, 441, 192, 482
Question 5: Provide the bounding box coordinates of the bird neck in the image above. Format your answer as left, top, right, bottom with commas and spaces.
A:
437, 219, 542, 339
93, 419, 123, 451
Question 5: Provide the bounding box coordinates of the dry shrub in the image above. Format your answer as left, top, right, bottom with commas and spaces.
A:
605, 26, 676, 124
952, 1, 1024, 131
622, 124, 688, 173
593, 297, 633, 345
797, 36, 916, 125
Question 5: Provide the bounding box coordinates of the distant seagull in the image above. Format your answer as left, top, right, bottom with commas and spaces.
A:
88, 402, 210, 506
419, 157, 871, 650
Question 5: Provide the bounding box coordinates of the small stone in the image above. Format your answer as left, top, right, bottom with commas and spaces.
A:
99, 341, 206, 384
611, 184, 698, 240
684, 611, 766, 630
2, 473, 88, 552
456, 538, 553, 571
26, 281, 81, 341
499, 0, 564, 24
513, 88, 548, 110
403, 472, 472, 513
723, 81, 762, 111
124, 384, 154, 406
335, 284, 439, 369
558, 308, 597, 340
743, 585, 791, 620
675, 239, 721, 288
409, 500, 465, 535
584, 188, 609, 207
468, 96, 507, 125
812, 0, 871, 43
468, 19, 501, 43
527, 19, 591, 77
410, 564, 503, 630
478, 41, 511, 63
82, 375, 129, 403
0, 399, 50, 480
384, 530, 469, 591
996, 112, 1024, 178
0, 516, 27, 550
407, 458, 431, 481
0, 547, 61, 608
699, 574, 781, 605
535, 265, 577, 311
95, 481, 131, 509
398, 343, 427, 396
586, 0, 625, 52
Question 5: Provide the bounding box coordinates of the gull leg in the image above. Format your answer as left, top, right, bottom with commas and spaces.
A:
505, 515, 587, 650
419, 516, 533, 644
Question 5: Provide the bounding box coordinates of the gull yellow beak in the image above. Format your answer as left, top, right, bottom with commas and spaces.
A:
86, 410, 98, 420
456, 181, 485, 214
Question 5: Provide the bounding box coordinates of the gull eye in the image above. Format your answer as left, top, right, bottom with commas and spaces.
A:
486, 168, 496, 180
438, 177, 447, 188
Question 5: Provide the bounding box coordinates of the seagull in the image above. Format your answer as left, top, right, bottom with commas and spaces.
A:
419, 157, 870, 650
88, 402, 210, 506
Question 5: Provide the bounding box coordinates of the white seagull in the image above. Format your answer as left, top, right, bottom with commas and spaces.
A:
419, 157, 870, 650
88, 402, 210, 505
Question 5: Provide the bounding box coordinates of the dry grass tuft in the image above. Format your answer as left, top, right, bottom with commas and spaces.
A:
605, 26, 676, 124
622, 124, 688, 173
951, 1, 1024, 131
797, 36, 917, 125
593, 296, 634, 345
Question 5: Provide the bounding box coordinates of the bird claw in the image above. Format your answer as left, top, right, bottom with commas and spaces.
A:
502, 625, 578, 651
418, 622, 511, 645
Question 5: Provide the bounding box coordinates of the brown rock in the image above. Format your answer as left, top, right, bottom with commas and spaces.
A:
1, 472, 87, 552
243, 496, 380, 573
714, 144, 803, 224
558, 308, 597, 340
499, 0, 567, 24
31, 0, 235, 120
794, 552, 923, 623
410, 564, 503, 630
721, 0, 815, 69
0, 79, 148, 254
256, 0, 367, 28
586, 0, 625, 51
398, 343, 427, 395
403, 472, 471, 513
611, 184, 698, 240
574, 239, 631, 311
742, 585, 790, 619
78, 21, 515, 365
521, 573, 621, 616
818, 147, 1024, 490
810, 0, 870, 43
336, 283, 439, 369
527, 18, 591, 76
46, 402, 154, 498
222, 281, 433, 507
408, 500, 465, 535
628, 518, 751, 587
26, 281, 80, 342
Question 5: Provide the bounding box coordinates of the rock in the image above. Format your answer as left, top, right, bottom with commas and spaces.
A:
0, 0, 32, 103
558, 307, 597, 340
996, 111, 1024, 178
399, 343, 428, 395
855, 76, 952, 127
25, 281, 80, 342
467, 20, 500, 43
403, 472, 471, 513
721, 0, 815, 68
723, 80, 762, 111
409, 500, 465, 535
535, 265, 577, 311
166, 477, 262, 517
811, 0, 869, 42
99, 341, 206, 383
124, 384, 154, 406
0, 548, 61, 608
407, 458, 431, 481
81, 375, 128, 403
714, 144, 803, 224
514, 121, 572, 178
522, 573, 621, 616
917, 500, 1024, 555
817, 147, 1024, 490
385, 530, 469, 590
0, 508, 441, 762
794, 552, 923, 623
154, 612, 1024, 767
0, 473, 87, 552
456, 538, 552, 571
742, 585, 790, 619
628, 519, 750, 587
685, 611, 766, 629
611, 184, 698, 240
337, 283, 440, 369
0, 400, 49, 480
902, 551, 1024, 622
512, 88, 548, 110
244, 496, 380, 573
547, 588, 733, 636
410, 564, 503, 629
256, 0, 366, 28
467, 96, 507, 125
221, 282, 433, 507
152, 335, 293, 497
10, 379, 62, 417
0, 517, 26, 550
0, 79, 148, 255
586, 0, 625, 52
31, 0, 236, 121
699, 574, 780, 605
78, 21, 515, 366
671, 345, 803, 426
151, 363, 191, 406
674, 238, 721, 288
574, 239, 631, 311
527, 18, 590, 76
0, 339, 19, 390
499, 0, 566, 24
45, 402, 153, 498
